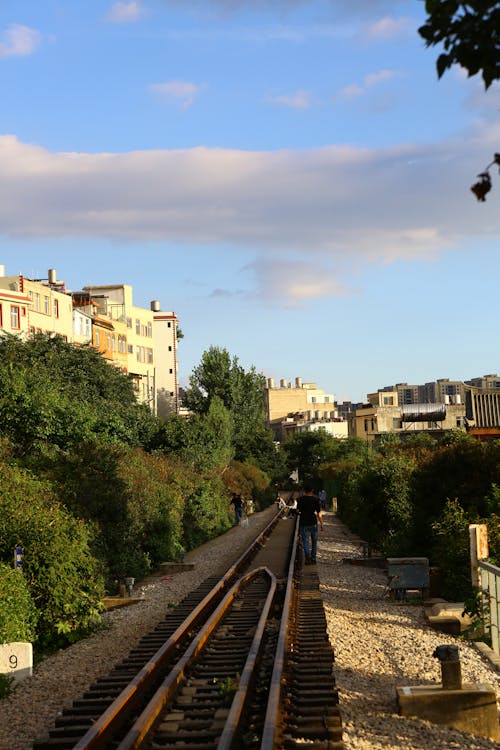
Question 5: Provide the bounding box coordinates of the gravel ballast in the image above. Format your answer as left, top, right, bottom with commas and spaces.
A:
0, 505, 499, 750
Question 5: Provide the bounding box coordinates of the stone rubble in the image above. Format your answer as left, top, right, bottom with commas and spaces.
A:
0, 504, 498, 750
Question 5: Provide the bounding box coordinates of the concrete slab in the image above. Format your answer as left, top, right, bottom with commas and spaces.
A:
397, 683, 499, 741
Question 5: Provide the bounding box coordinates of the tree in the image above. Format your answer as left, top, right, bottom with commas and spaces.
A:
183, 346, 276, 469
419, 1, 500, 89
0, 334, 160, 453
418, 2, 500, 201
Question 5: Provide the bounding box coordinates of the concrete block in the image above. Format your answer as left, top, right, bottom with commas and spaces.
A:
0, 642, 33, 683
397, 683, 499, 741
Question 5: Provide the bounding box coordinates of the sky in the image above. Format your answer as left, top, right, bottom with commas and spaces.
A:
0, 1, 499, 403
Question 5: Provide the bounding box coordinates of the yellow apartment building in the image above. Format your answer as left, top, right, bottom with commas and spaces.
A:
0, 267, 73, 340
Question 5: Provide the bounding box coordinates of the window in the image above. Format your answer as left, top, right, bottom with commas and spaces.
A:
383, 396, 394, 405
392, 418, 402, 429
10, 305, 20, 329
168, 345, 172, 351
147, 322, 152, 337
44, 296, 50, 315
126, 317, 132, 328
311, 396, 316, 403
111, 335, 116, 352
169, 368, 173, 374
135, 319, 140, 335
34, 292, 40, 311
147, 348, 153, 363
95, 330, 100, 346
106, 334, 111, 350
128, 344, 133, 353
167, 321, 171, 328
53, 299, 59, 318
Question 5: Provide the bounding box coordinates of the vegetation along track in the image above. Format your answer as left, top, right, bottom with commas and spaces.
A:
32, 510, 342, 750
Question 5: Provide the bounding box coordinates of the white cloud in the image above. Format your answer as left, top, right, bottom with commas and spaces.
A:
267, 89, 312, 109
340, 69, 398, 99
148, 81, 202, 109
363, 16, 414, 40
1, 126, 499, 301
105, 2, 145, 23
0, 24, 41, 58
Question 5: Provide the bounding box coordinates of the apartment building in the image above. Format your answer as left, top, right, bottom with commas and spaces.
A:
0, 282, 30, 336
0, 267, 73, 340
0, 264, 180, 415
152, 303, 179, 417
76, 284, 179, 414
350, 389, 467, 441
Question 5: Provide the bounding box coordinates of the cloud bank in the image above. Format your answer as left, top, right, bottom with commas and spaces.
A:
1, 127, 499, 300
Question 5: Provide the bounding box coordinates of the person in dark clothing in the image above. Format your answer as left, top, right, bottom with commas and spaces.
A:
297, 486, 323, 564
230, 493, 243, 525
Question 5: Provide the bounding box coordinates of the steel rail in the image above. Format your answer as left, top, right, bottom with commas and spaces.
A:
71, 510, 281, 750
260, 515, 300, 750
116, 567, 276, 750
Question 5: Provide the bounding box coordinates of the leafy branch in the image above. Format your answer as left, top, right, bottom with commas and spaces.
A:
470, 154, 500, 202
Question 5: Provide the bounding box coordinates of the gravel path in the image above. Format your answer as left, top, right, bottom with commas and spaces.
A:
319, 512, 500, 749
1, 505, 498, 750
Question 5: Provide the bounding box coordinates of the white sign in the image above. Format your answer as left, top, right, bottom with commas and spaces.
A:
0, 642, 33, 683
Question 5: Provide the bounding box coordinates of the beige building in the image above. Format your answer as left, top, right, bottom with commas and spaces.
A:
266, 377, 346, 441
0, 285, 30, 336
350, 389, 467, 441
77, 284, 179, 414
152, 304, 180, 418
0, 267, 73, 341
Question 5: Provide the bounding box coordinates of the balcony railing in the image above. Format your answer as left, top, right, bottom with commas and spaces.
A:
478, 559, 500, 655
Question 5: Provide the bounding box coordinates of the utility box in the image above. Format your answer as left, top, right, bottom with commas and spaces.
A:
387, 557, 429, 594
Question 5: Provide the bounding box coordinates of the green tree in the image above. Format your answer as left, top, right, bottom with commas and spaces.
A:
419, 2, 500, 201
0, 563, 38, 643
0, 334, 159, 453
0, 458, 104, 649
419, 1, 500, 89
282, 431, 344, 486
182, 346, 276, 470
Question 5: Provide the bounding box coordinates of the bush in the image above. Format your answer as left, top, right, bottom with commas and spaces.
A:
0, 563, 37, 643
0, 460, 104, 650
431, 499, 473, 601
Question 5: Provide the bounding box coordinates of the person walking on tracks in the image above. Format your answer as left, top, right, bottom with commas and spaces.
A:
230, 492, 243, 525
297, 485, 323, 564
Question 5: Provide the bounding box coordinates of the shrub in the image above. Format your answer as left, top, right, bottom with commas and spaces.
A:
0, 460, 104, 650
431, 499, 473, 601
0, 563, 37, 643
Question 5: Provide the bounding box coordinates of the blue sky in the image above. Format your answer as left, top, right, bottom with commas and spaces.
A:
1, 1, 499, 402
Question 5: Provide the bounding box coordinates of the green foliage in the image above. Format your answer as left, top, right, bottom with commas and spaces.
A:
0, 563, 38, 643
282, 431, 346, 486
431, 499, 473, 601
338, 451, 415, 555
419, 1, 500, 90
0, 459, 104, 649
182, 346, 275, 471
40, 442, 187, 583
222, 460, 272, 511
0, 334, 160, 454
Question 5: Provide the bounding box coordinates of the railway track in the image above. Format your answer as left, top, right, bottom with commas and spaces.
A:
32, 510, 343, 750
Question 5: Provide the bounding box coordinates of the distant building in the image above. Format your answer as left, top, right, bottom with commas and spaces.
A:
350, 389, 467, 441
265, 376, 347, 441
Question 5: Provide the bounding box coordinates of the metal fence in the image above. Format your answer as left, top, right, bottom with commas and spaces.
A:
478, 559, 500, 655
